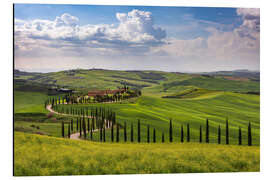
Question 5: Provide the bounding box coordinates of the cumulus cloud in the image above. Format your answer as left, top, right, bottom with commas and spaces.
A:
15, 10, 167, 57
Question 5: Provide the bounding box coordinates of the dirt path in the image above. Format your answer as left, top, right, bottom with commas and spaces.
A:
46, 104, 108, 141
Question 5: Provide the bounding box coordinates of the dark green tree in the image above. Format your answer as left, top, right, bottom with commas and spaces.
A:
116, 123, 119, 142
68, 122, 70, 138
87, 118, 90, 132
206, 119, 209, 143
187, 123, 190, 142
169, 119, 173, 142
131, 122, 134, 142
181, 125, 184, 143
199, 125, 202, 143
76, 118, 78, 131
61, 120, 65, 138
83, 116, 86, 139
79, 118, 82, 137
162, 132, 165, 143
103, 127, 106, 142
153, 128, 156, 143
218, 125, 221, 144
147, 124, 150, 143
124, 121, 127, 142
138, 119, 141, 143
226, 118, 229, 145
248, 122, 252, 146
111, 124, 114, 142
71, 119, 73, 131
238, 127, 242, 145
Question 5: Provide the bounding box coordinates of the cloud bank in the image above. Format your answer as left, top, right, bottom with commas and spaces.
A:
14, 8, 260, 72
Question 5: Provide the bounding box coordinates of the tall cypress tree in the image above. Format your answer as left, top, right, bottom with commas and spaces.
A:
181, 125, 184, 143
199, 125, 202, 143
131, 122, 134, 142
122, 121, 126, 142
169, 119, 173, 142
162, 132, 165, 143
226, 118, 229, 145
68, 122, 70, 138
76, 117, 78, 131
248, 122, 252, 146
71, 119, 73, 132
153, 128, 156, 143
138, 119, 141, 143
90, 125, 93, 140
111, 124, 114, 142
103, 127, 106, 142
187, 123, 190, 142
218, 125, 221, 144
83, 116, 87, 139
61, 120, 65, 138
206, 119, 209, 143
79, 118, 82, 137
116, 123, 119, 142
87, 118, 90, 132
147, 124, 150, 143
238, 127, 242, 145
100, 127, 103, 142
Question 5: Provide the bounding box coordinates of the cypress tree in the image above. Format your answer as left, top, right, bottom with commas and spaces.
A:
206, 119, 209, 143
90, 125, 93, 140
68, 122, 70, 138
83, 116, 86, 139
111, 124, 114, 142
100, 127, 103, 142
181, 125, 184, 143
153, 128, 156, 143
76, 117, 78, 131
226, 118, 229, 145
103, 127, 106, 142
116, 123, 119, 142
124, 121, 127, 142
199, 125, 202, 143
87, 118, 90, 132
169, 119, 173, 142
71, 119, 73, 131
79, 118, 82, 137
248, 122, 252, 146
137, 119, 141, 143
162, 132, 165, 143
218, 125, 221, 144
187, 123, 190, 142
131, 122, 134, 142
147, 124, 150, 143
61, 120, 65, 138
238, 127, 242, 145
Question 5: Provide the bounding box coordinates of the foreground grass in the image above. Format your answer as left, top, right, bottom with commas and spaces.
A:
14, 132, 260, 176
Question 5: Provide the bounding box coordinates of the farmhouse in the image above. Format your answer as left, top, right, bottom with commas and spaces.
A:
88, 88, 125, 97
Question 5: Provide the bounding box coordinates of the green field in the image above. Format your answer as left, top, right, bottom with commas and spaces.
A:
14, 132, 260, 176
13, 69, 260, 175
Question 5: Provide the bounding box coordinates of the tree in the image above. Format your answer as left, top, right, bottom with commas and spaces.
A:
218, 125, 221, 144
226, 118, 229, 145
181, 125, 184, 143
90, 125, 93, 140
83, 116, 86, 139
79, 118, 82, 137
71, 119, 73, 132
76, 117, 78, 131
248, 122, 252, 146
68, 122, 71, 138
238, 127, 242, 145
187, 123, 190, 142
62, 120, 65, 138
131, 122, 134, 142
199, 125, 202, 143
147, 124, 150, 143
111, 124, 114, 142
100, 127, 103, 142
169, 119, 173, 142
138, 119, 141, 143
124, 121, 127, 142
87, 118, 90, 132
103, 127, 106, 142
153, 128, 156, 143
116, 123, 119, 142
206, 119, 209, 143
162, 132, 165, 143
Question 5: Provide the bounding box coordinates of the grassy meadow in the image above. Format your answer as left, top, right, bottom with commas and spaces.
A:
14, 132, 260, 176
13, 69, 260, 175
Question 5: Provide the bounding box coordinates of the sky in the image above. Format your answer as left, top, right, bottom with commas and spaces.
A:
14, 4, 260, 73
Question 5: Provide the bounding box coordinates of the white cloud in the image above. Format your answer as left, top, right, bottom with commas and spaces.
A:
15, 10, 167, 57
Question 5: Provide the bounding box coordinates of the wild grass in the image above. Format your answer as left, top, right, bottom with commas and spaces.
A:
14, 132, 260, 176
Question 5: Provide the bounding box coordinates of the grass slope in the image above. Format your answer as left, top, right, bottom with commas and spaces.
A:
14, 132, 260, 176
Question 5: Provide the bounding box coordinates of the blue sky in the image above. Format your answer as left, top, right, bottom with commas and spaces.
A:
14, 4, 260, 72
